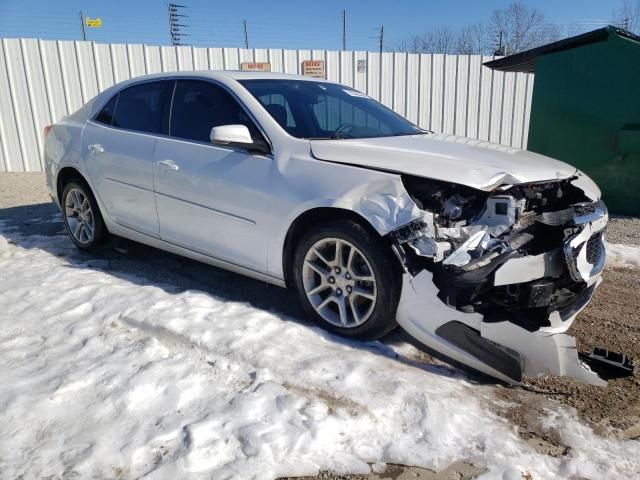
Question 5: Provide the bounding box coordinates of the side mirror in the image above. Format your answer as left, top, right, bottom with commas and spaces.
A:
210, 125, 270, 155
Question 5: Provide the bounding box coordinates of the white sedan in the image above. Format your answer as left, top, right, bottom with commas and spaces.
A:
44, 71, 610, 385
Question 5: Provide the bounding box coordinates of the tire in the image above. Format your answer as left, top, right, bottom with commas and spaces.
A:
292, 219, 401, 340
61, 179, 107, 251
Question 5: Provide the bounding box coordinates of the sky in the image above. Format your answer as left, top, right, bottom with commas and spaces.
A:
0, 0, 628, 51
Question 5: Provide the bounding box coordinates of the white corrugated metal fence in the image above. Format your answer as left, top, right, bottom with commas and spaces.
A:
0, 38, 534, 172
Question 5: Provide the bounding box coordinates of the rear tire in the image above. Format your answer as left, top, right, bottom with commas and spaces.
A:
61, 179, 107, 251
292, 219, 401, 340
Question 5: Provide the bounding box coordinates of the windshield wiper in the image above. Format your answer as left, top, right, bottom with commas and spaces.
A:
391, 130, 431, 137
305, 133, 352, 140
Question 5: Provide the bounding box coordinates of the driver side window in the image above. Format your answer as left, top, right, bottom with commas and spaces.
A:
170, 80, 261, 143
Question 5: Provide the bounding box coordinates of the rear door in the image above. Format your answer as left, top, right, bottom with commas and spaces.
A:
153, 79, 273, 271
83, 80, 171, 237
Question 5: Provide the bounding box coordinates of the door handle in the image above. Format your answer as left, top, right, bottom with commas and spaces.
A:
157, 159, 180, 171
87, 144, 104, 154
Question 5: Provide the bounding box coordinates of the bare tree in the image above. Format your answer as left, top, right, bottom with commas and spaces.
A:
392, 2, 561, 55
425, 25, 458, 54
611, 0, 640, 33
392, 25, 457, 53
456, 22, 492, 55
393, 34, 428, 54
490, 2, 560, 54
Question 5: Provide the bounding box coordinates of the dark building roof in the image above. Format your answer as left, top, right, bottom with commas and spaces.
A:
484, 26, 640, 73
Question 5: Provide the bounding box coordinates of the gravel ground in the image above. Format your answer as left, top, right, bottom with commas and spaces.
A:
606, 216, 640, 246
0, 172, 52, 206
494, 265, 640, 452
1, 172, 639, 479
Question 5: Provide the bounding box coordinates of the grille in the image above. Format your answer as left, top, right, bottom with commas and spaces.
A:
586, 232, 604, 265
564, 230, 606, 282
573, 202, 597, 218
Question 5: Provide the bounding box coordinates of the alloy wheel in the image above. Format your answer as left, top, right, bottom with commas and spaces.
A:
64, 188, 95, 245
302, 237, 377, 328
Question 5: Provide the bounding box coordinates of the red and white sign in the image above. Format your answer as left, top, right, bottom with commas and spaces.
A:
302, 60, 325, 79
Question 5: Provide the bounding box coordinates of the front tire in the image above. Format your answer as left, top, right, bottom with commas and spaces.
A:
61, 180, 106, 251
292, 219, 401, 340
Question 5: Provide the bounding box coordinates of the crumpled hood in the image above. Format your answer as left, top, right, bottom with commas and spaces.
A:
310, 133, 578, 191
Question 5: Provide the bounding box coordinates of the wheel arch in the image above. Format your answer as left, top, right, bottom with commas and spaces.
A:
282, 207, 385, 288
56, 166, 89, 205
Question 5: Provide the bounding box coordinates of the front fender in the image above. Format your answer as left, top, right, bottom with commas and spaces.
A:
268, 166, 422, 279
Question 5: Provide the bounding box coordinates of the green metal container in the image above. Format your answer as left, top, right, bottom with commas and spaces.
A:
486, 27, 640, 215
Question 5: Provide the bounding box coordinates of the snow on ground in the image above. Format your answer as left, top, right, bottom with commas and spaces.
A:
1, 220, 639, 480
606, 242, 640, 269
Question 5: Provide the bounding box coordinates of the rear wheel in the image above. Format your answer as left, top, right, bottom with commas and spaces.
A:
292, 220, 401, 340
61, 180, 107, 251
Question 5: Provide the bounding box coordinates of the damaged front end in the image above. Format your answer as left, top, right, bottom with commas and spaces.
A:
390, 174, 622, 386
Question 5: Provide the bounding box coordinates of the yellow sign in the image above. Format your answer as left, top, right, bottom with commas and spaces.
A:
240, 62, 271, 72
302, 60, 325, 79
85, 17, 102, 28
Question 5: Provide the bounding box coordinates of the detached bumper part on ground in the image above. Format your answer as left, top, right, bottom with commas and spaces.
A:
390, 175, 620, 386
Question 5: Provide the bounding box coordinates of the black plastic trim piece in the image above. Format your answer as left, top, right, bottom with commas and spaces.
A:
579, 348, 635, 380
436, 321, 524, 382
558, 283, 597, 321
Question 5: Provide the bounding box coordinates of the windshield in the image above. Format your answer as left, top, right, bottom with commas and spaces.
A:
239, 79, 425, 140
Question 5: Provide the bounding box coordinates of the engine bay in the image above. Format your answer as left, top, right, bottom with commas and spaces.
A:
389, 174, 614, 380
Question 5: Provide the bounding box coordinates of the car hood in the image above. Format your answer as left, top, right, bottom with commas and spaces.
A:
310, 133, 578, 191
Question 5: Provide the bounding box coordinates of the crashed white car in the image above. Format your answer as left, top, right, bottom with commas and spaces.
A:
45, 71, 610, 386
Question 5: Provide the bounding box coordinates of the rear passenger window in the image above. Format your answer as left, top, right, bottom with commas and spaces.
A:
112, 81, 170, 134
170, 80, 260, 143
95, 95, 118, 125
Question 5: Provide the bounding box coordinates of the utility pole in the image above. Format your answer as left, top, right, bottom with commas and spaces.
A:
79, 11, 86, 41
379, 25, 384, 54
342, 10, 347, 51
243, 19, 249, 49
168, 3, 190, 46
494, 29, 503, 56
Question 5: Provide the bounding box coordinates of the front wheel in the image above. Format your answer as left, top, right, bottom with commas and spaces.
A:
292, 220, 401, 340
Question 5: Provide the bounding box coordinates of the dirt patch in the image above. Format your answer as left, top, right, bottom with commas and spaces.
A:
491, 386, 572, 455
283, 382, 367, 417
279, 461, 485, 480
493, 267, 640, 441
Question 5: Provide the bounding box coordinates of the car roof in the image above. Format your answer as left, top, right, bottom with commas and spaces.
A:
113, 70, 334, 84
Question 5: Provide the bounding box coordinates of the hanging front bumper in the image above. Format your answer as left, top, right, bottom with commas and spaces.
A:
394, 199, 618, 386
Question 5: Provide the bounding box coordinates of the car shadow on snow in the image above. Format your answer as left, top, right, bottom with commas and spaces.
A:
0, 202, 499, 386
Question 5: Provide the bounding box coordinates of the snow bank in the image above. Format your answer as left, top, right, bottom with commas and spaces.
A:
606, 242, 640, 269
1, 222, 638, 479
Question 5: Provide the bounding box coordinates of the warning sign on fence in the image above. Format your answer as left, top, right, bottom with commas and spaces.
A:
302, 60, 325, 79
240, 62, 271, 72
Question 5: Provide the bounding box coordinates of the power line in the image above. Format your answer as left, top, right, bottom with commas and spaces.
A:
0, 6, 385, 51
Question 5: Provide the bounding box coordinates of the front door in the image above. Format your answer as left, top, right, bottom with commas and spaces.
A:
153, 79, 273, 272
